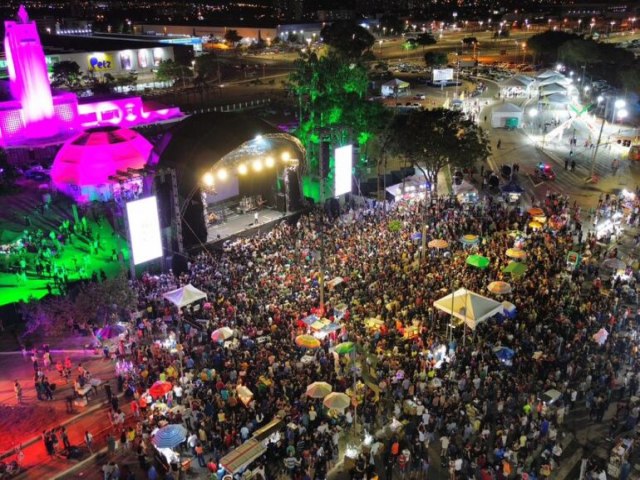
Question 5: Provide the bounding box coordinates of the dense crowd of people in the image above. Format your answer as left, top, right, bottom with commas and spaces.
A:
95, 194, 640, 480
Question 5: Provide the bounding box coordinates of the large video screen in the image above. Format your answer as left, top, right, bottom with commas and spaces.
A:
126, 196, 163, 265
334, 145, 353, 197
433, 68, 454, 82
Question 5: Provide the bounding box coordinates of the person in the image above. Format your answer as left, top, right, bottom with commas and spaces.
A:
85, 430, 94, 453
60, 427, 71, 450
254, 211, 259, 225
497, 139, 502, 149
14, 380, 22, 404
571, 159, 576, 171
564, 158, 569, 170
147, 465, 159, 480
195, 443, 206, 467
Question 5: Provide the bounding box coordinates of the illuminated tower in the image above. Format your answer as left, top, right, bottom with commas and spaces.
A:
4, 5, 58, 138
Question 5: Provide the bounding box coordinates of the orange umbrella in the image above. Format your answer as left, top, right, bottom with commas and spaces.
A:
528, 207, 544, 217
295, 334, 321, 349
428, 239, 449, 249
487, 281, 512, 295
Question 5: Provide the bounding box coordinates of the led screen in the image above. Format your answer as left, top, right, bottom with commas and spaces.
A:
126, 196, 163, 265
334, 145, 353, 197
433, 68, 454, 82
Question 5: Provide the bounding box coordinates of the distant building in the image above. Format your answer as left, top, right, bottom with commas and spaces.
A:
133, 24, 278, 45
561, 2, 640, 19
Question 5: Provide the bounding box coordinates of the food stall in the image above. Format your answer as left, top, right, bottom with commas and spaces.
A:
607, 438, 633, 478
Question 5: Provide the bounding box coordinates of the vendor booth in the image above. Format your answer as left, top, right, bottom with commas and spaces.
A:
491, 103, 523, 129
452, 180, 479, 204
163, 284, 207, 308
385, 175, 430, 202
381, 78, 410, 97
433, 288, 504, 330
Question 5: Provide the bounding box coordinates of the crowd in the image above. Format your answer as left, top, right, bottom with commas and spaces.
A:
95, 194, 640, 480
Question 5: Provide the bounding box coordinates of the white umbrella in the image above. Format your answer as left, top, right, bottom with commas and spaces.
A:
592, 328, 609, 346
211, 327, 234, 342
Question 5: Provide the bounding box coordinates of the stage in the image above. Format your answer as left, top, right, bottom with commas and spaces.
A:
206, 207, 300, 244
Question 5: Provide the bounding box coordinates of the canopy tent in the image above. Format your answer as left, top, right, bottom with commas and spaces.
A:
544, 93, 571, 105
513, 74, 535, 85
500, 76, 531, 89
385, 174, 429, 200
381, 78, 410, 97
537, 70, 562, 79
163, 284, 207, 308
539, 83, 568, 95
538, 76, 570, 87
491, 103, 523, 129
433, 288, 504, 330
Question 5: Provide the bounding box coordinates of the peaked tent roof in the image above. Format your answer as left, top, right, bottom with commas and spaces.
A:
537, 69, 562, 79
382, 78, 410, 88
513, 74, 535, 84
433, 288, 504, 330
545, 93, 571, 104
493, 103, 524, 114
538, 76, 570, 87
500, 76, 531, 88
163, 284, 207, 308
539, 82, 568, 92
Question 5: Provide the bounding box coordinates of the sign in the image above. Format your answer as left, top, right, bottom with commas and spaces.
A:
432, 68, 454, 82
88, 53, 113, 70
334, 145, 353, 197
126, 196, 163, 265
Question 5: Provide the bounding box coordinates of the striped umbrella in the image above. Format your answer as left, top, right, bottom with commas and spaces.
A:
295, 334, 321, 349
323, 392, 351, 410
306, 382, 333, 399
428, 239, 449, 249
506, 248, 527, 259
460, 234, 480, 246
487, 281, 512, 295
151, 424, 188, 449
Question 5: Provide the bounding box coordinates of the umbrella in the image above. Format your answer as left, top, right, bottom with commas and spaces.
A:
149, 381, 173, 399
503, 262, 528, 277
302, 314, 319, 326
428, 239, 449, 249
151, 424, 188, 449
601, 258, 626, 271
592, 328, 609, 346
306, 381, 333, 398
487, 281, 512, 295
493, 346, 515, 361
334, 342, 355, 355
466, 254, 490, 269
411, 232, 422, 241
237, 385, 254, 406
460, 234, 480, 246
211, 327, 234, 342
295, 334, 321, 349
506, 248, 527, 259
323, 392, 351, 410
364, 317, 384, 329
502, 301, 517, 314
528, 221, 542, 230
528, 207, 545, 217
96, 324, 126, 340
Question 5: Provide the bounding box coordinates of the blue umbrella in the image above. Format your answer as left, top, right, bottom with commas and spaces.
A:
411, 232, 422, 241
493, 346, 515, 361
302, 314, 319, 326
151, 424, 188, 448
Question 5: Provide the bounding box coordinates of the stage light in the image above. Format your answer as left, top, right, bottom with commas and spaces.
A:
252, 159, 263, 172
281, 151, 291, 162
265, 156, 275, 168
238, 164, 248, 175
217, 168, 228, 181
202, 172, 215, 187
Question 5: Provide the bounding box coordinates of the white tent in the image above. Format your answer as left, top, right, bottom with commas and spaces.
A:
381, 78, 410, 97
539, 86, 568, 97
163, 284, 207, 308
491, 102, 524, 128
538, 76, 570, 87
500, 76, 531, 89
539, 82, 568, 93
537, 70, 562, 79
544, 93, 571, 104
433, 288, 504, 330
513, 74, 535, 85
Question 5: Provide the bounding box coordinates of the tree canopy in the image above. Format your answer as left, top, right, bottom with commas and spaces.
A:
51, 61, 82, 89
424, 51, 449, 67
320, 20, 375, 59
526, 31, 579, 63
390, 108, 490, 192
155, 59, 191, 84
224, 29, 243, 45
416, 33, 437, 50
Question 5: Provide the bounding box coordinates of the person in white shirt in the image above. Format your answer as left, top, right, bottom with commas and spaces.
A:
173, 385, 183, 404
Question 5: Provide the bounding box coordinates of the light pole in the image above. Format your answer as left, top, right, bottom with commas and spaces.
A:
378, 39, 383, 53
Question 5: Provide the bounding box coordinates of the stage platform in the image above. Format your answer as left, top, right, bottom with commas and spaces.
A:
205, 207, 301, 245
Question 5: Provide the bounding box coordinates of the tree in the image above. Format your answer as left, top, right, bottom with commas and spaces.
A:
416, 33, 437, 50
224, 29, 243, 45
320, 20, 375, 59
51, 61, 82, 89
527, 31, 579, 63
195, 53, 220, 83
289, 51, 389, 177
424, 51, 449, 67
390, 108, 490, 194
155, 59, 191, 85
74, 273, 137, 327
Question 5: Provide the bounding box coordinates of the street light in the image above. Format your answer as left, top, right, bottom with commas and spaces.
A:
379, 39, 383, 52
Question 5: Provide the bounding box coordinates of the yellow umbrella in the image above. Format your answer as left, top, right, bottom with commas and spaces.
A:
533, 215, 547, 224
295, 334, 321, 349
528, 207, 545, 217
506, 248, 527, 259
487, 281, 512, 295
428, 239, 449, 249
364, 318, 384, 329
323, 392, 351, 410
306, 381, 333, 398
529, 221, 542, 230
460, 234, 480, 245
